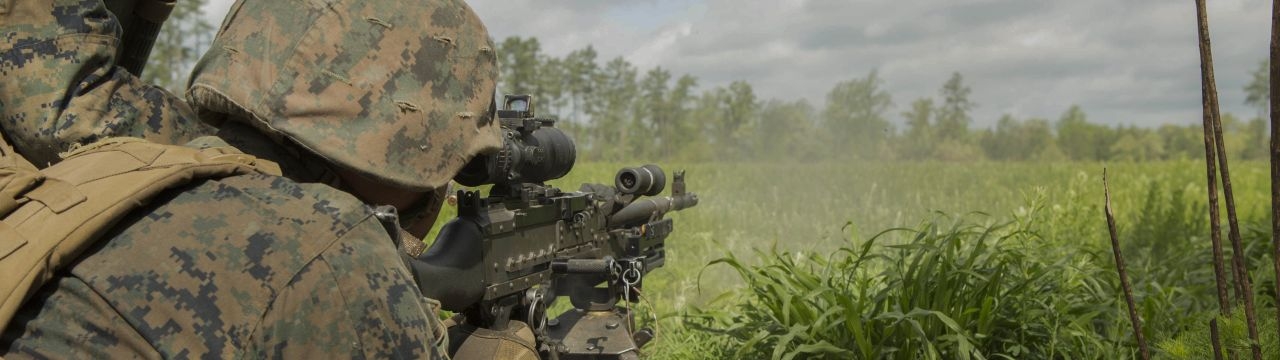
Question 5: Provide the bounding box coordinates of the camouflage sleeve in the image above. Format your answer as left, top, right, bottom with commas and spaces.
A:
1, 222, 441, 360
0, 277, 162, 360
244, 219, 443, 359
1, 175, 442, 359
0, 0, 212, 167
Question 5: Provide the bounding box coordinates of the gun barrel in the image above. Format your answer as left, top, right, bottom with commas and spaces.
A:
608, 193, 699, 228
615, 165, 665, 196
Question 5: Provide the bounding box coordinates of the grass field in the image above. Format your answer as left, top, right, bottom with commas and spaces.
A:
437, 160, 1280, 358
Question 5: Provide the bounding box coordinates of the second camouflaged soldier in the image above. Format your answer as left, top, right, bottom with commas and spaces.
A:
0, 0, 212, 167
0, 0, 537, 358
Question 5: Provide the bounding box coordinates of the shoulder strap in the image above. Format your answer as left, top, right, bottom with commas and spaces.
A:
0, 137, 281, 328
0, 133, 40, 216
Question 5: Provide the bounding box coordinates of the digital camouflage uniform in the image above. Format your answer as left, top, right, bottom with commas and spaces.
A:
0, 0, 502, 358
0, 0, 211, 167
1, 159, 443, 358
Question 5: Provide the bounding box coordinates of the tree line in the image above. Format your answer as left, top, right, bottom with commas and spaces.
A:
496, 36, 1273, 163
146, 8, 1272, 163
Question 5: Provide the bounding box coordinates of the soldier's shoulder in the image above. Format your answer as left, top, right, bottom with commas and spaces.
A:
93, 170, 388, 290
55, 172, 399, 358
156, 173, 433, 358
165, 172, 376, 234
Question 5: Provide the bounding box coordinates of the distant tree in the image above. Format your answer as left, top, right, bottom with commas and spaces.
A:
1215, 112, 1254, 161
1243, 117, 1268, 160
485, 36, 1254, 163
932, 73, 981, 160
562, 46, 600, 123
586, 57, 638, 160
980, 115, 1054, 161
637, 68, 672, 120
821, 71, 893, 159
685, 87, 728, 161
144, 0, 213, 93
629, 67, 672, 158
660, 75, 699, 158
758, 99, 818, 160
1109, 126, 1165, 161
1245, 59, 1269, 119
979, 115, 1017, 160
898, 98, 936, 159
496, 37, 542, 96
935, 72, 975, 142
1024, 119, 1066, 161
1055, 105, 1114, 161
536, 57, 567, 116
1158, 124, 1203, 160
722, 81, 760, 158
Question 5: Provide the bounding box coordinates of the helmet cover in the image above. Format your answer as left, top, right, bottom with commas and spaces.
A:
188, 0, 502, 191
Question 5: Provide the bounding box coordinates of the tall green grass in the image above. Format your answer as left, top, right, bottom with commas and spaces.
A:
1158, 309, 1280, 359
429, 160, 1280, 358
661, 161, 1280, 358
687, 210, 1140, 359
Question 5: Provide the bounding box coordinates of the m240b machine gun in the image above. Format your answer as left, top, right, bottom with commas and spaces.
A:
406, 95, 698, 359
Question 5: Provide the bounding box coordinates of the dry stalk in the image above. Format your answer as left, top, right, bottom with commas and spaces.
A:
1197, 1, 1262, 358
1212, 318, 1225, 360
1103, 169, 1149, 360
1269, 0, 1280, 343
1194, 0, 1233, 317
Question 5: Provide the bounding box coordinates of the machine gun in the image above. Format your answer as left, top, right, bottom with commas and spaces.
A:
406, 95, 698, 359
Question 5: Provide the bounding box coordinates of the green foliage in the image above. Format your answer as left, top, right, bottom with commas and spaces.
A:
137, 21, 1280, 354
718, 81, 761, 158
143, 0, 213, 94
140, 25, 1271, 163
497, 37, 544, 96
436, 160, 1280, 359
1242, 117, 1268, 160
586, 57, 640, 160
488, 37, 1276, 163
1056, 105, 1112, 161
1158, 310, 1280, 359
1244, 59, 1269, 119
822, 71, 893, 159
689, 213, 1138, 359
758, 99, 819, 160
980, 116, 1058, 161
936, 72, 975, 142
898, 98, 938, 159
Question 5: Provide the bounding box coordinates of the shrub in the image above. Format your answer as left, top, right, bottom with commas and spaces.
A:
689, 214, 1146, 359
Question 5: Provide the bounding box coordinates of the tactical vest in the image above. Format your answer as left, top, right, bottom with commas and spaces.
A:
0, 136, 280, 329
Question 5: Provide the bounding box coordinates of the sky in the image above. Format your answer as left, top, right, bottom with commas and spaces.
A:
201, 0, 1275, 129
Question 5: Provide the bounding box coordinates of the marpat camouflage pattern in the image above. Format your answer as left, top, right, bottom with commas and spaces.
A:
0, 0, 212, 167
1, 0, 505, 357
188, 0, 503, 192
1, 171, 442, 359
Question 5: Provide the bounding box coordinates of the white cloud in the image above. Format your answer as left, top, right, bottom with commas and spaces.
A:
626, 22, 693, 69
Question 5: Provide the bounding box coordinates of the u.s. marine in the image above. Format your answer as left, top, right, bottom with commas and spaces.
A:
0, 0, 535, 358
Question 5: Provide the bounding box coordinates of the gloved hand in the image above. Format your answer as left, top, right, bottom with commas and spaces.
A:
445, 315, 539, 360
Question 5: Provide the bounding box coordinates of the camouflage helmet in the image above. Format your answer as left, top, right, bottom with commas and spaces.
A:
187, 0, 502, 191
